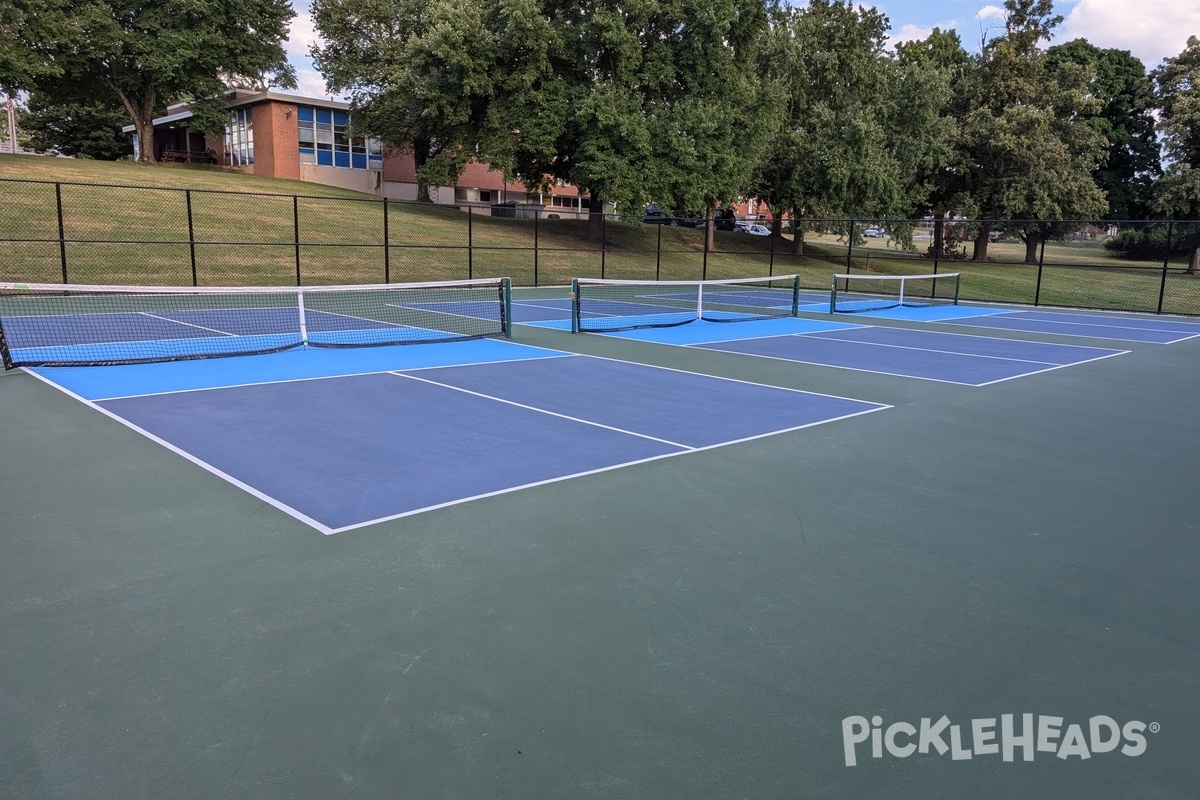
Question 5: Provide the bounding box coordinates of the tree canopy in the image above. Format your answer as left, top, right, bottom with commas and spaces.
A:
2, 0, 296, 163
1152, 36, 1200, 219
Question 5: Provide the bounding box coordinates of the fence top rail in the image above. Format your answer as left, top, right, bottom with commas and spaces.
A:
0, 277, 507, 295
0, 177, 386, 204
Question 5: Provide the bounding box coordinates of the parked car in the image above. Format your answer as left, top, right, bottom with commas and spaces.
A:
862, 226, 887, 238
643, 204, 703, 227
741, 224, 771, 236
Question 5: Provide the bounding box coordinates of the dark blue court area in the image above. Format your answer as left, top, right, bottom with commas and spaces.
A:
33, 342, 886, 533
936, 308, 1200, 343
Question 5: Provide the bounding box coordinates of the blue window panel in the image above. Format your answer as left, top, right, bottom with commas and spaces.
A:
334, 151, 350, 168
351, 153, 367, 169
317, 149, 333, 166
299, 147, 315, 155
316, 108, 331, 124
334, 111, 348, 126
298, 105, 314, 122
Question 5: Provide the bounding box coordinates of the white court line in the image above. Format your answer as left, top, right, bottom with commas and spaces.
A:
939, 317, 1200, 344
326, 404, 890, 535
683, 344, 981, 385
799, 331, 1105, 366
21, 368, 335, 535
136, 311, 240, 337
390, 371, 696, 449
565, 351, 889, 406
973, 349, 1129, 386
89, 351, 575, 401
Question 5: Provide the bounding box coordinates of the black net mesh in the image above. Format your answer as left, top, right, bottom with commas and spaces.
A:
574, 276, 799, 332
0, 279, 508, 368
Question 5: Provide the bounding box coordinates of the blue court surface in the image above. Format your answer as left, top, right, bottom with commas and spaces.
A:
549, 315, 1126, 386
30, 340, 887, 533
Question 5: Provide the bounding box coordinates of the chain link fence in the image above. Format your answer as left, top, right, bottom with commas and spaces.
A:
2, 179, 1198, 315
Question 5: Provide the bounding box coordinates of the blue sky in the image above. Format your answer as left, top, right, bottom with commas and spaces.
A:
281, 0, 1200, 100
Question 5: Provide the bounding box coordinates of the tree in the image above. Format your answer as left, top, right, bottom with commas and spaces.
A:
753, 0, 947, 254
953, 0, 1108, 262
311, 0, 498, 202
1046, 40, 1161, 219
1152, 36, 1200, 219
17, 91, 134, 160
2, 0, 296, 163
1151, 35, 1200, 271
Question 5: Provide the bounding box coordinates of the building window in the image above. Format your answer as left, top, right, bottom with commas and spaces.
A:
297, 105, 381, 170
225, 107, 253, 166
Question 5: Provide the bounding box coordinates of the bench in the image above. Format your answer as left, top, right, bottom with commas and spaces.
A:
160, 148, 216, 164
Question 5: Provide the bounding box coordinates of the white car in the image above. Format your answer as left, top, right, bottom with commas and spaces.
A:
862, 226, 887, 238
742, 224, 771, 236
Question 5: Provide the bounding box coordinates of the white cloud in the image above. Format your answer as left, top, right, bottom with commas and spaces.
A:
285, 10, 321, 59
1061, 0, 1200, 68
888, 20, 961, 50
976, 4, 1006, 22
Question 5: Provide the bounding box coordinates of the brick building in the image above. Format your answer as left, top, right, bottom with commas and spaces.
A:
126, 90, 590, 217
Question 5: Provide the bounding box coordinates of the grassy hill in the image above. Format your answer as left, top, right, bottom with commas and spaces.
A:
1, 155, 1196, 315
0, 155, 803, 288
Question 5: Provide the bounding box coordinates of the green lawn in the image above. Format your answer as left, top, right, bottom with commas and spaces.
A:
1, 155, 1197, 314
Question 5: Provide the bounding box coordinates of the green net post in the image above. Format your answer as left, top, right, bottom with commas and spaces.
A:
502, 277, 513, 337
791, 274, 801, 317
570, 278, 580, 333
952, 273, 961, 305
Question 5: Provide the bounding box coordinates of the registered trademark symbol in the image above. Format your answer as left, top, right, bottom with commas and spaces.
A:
1149, 722, 1160, 734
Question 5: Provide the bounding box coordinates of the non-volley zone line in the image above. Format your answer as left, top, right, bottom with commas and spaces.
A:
589, 320, 1127, 385
933, 309, 1200, 344
34, 349, 888, 533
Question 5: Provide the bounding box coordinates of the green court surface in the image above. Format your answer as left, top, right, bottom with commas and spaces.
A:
2, 287, 1199, 799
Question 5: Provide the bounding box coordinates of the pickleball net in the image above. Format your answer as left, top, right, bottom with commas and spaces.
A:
0, 277, 511, 368
571, 274, 802, 333
830, 272, 960, 313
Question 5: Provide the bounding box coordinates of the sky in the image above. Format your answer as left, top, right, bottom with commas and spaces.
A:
280, 0, 1200, 100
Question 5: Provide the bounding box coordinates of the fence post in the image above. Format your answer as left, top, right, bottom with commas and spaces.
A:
383, 197, 390, 283
601, 211, 606, 279
55, 182, 68, 283
293, 195, 302, 286
468, 206, 473, 280
186, 190, 198, 286
846, 219, 855, 273
768, 226, 775, 277
533, 207, 539, 287
1158, 221, 1173, 314
1034, 237, 1046, 306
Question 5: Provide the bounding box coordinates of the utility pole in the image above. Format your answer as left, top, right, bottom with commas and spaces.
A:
4, 96, 16, 155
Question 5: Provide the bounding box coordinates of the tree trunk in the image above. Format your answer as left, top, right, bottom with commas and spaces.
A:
412, 139, 431, 202
932, 218, 944, 258
1189, 245, 1200, 275
973, 223, 991, 262
112, 85, 157, 164
586, 191, 605, 242
1024, 233, 1040, 265
790, 206, 804, 256
703, 211, 714, 253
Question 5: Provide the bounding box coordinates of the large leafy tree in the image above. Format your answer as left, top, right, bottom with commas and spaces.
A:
1046, 40, 1160, 219
311, 0, 497, 202
1151, 36, 1200, 271
953, 0, 1108, 262
17, 91, 134, 160
1152, 36, 1200, 220
2, 0, 296, 163
753, 0, 948, 254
